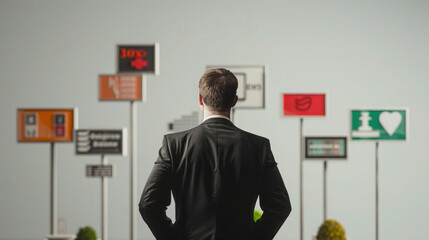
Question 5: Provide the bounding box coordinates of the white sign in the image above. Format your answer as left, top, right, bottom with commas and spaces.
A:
24, 113, 38, 138
206, 65, 265, 108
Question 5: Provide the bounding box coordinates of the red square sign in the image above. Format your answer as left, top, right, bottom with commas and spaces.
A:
55, 126, 65, 137
283, 93, 326, 116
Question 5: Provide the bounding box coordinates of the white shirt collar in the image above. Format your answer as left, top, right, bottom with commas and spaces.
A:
202, 115, 231, 123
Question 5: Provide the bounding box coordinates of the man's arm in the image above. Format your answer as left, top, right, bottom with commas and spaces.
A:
255, 140, 292, 240
139, 136, 174, 240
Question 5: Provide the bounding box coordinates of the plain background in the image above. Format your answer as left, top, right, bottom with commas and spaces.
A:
1, 1, 428, 239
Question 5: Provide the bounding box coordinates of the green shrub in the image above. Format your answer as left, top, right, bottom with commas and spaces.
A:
75, 226, 97, 240
316, 219, 346, 240
254, 210, 262, 222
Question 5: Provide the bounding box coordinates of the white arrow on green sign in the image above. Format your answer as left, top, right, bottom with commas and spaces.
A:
350, 109, 408, 140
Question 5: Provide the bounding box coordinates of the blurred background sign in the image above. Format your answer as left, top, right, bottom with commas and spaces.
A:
86, 165, 114, 177
117, 44, 159, 75
206, 65, 265, 109
283, 93, 326, 116
99, 75, 143, 101
168, 111, 200, 132
75, 129, 127, 155
351, 109, 408, 140
17, 109, 76, 142
305, 137, 347, 160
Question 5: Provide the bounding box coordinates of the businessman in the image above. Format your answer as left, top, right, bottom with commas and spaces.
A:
139, 68, 291, 240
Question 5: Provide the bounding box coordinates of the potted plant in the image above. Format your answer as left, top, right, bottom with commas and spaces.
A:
314, 219, 346, 240
75, 226, 97, 240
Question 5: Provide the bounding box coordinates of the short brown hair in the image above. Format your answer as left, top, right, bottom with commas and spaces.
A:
199, 68, 238, 112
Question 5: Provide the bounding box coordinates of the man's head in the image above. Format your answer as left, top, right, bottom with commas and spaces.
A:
199, 68, 238, 113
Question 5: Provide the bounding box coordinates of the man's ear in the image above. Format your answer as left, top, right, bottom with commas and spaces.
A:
231, 95, 238, 108
199, 94, 204, 106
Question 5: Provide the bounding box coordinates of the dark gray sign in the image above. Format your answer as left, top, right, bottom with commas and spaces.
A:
305, 136, 347, 160
117, 44, 159, 75
75, 129, 127, 155
86, 164, 114, 177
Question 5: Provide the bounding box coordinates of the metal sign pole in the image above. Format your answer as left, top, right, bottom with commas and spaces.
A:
323, 160, 327, 221
375, 141, 379, 240
50, 142, 57, 235
101, 155, 108, 240
299, 118, 304, 240
130, 100, 137, 240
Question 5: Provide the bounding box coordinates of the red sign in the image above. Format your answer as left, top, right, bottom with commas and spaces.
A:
283, 93, 326, 116
55, 126, 65, 137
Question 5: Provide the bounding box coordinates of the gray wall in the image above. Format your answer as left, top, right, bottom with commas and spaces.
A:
1, 1, 428, 239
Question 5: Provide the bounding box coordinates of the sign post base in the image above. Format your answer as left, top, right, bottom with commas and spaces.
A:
45, 234, 76, 240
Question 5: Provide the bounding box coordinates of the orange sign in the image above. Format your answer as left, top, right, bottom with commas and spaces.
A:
99, 75, 143, 101
17, 109, 76, 142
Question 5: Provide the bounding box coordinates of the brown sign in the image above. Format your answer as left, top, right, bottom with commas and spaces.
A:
17, 109, 76, 142
99, 75, 143, 101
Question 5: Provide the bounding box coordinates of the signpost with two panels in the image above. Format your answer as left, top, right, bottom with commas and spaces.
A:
75, 129, 127, 240
98, 44, 159, 240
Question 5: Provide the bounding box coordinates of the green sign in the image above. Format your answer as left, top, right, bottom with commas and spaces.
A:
351, 109, 408, 140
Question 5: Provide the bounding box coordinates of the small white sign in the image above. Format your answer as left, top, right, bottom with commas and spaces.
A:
24, 113, 38, 138
86, 164, 114, 177
206, 65, 265, 108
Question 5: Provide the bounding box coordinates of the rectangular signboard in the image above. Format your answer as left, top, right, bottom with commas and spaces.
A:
206, 65, 265, 108
168, 111, 200, 132
86, 164, 114, 177
99, 75, 144, 101
17, 109, 77, 142
283, 93, 326, 116
305, 137, 347, 160
76, 129, 127, 155
117, 44, 159, 75
350, 109, 408, 141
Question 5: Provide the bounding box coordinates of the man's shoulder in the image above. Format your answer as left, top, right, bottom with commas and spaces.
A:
162, 125, 200, 141
239, 129, 271, 146
163, 124, 270, 145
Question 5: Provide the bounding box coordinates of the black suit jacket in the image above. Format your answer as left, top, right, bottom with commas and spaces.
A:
139, 118, 291, 240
